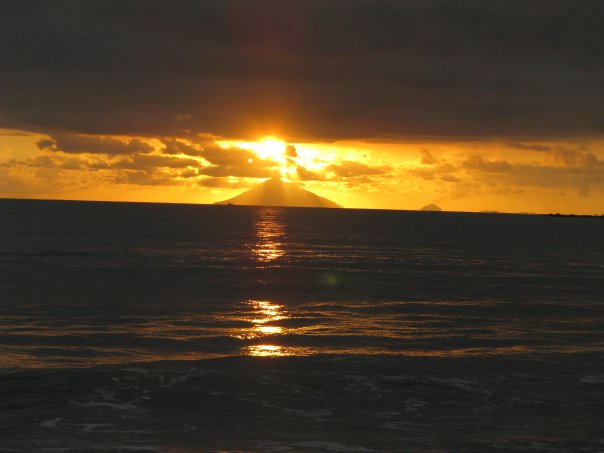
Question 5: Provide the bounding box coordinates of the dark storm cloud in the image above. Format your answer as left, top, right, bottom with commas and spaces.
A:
461, 152, 604, 195
1, 0, 603, 140
113, 154, 200, 171
295, 166, 324, 181
199, 144, 259, 167
37, 134, 153, 155
200, 164, 275, 179
196, 143, 278, 177
161, 139, 203, 157
463, 155, 513, 173
504, 141, 600, 167
505, 142, 555, 152
294, 160, 387, 181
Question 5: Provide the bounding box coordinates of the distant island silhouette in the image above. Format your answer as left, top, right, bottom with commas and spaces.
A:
215, 177, 341, 208
544, 213, 604, 219
420, 203, 442, 211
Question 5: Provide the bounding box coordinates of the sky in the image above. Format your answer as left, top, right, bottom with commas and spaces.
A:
1, 0, 603, 214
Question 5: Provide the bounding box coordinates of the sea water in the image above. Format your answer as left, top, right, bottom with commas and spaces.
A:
1, 199, 603, 451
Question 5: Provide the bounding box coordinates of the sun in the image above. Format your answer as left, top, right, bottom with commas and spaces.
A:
239, 137, 291, 177
215, 136, 303, 179
254, 139, 287, 163
220, 137, 288, 165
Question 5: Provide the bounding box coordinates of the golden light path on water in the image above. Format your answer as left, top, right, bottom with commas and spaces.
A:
250, 208, 286, 262
241, 208, 291, 356
243, 301, 292, 357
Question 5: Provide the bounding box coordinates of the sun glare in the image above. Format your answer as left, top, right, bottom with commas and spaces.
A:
255, 139, 287, 163
216, 137, 339, 180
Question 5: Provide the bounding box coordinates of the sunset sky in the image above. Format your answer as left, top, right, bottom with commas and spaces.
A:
1, 0, 603, 214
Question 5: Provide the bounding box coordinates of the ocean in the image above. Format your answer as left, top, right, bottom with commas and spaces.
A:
1, 198, 603, 452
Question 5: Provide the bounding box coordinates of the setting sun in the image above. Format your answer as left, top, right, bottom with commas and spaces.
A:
214, 137, 341, 182
255, 139, 287, 163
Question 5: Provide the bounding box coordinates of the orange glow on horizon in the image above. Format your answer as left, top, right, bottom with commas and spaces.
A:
2, 129, 604, 215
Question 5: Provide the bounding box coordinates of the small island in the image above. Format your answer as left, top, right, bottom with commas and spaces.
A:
420, 203, 442, 211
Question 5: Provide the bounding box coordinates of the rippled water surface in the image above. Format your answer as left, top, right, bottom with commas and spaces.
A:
1, 199, 603, 368
2, 199, 604, 452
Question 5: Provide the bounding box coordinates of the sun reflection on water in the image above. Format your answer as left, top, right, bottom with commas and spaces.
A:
251, 208, 286, 263
247, 344, 288, 357
241, 300, 292, 357
256, 325, 283, 335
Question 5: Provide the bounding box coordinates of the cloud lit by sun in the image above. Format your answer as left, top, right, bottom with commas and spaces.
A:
4, 129, 603, 215
254, 139, 287, 163
217, 137, 337, 180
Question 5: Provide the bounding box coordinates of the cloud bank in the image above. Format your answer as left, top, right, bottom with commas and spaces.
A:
1, 0, 603, 141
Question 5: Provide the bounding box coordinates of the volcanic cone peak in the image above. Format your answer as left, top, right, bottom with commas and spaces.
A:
216, 178, 341, 208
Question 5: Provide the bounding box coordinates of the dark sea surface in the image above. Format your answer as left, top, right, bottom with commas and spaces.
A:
1, 199, 603, 452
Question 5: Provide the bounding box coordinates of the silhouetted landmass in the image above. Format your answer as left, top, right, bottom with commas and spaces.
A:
215, 178, 341, 208
420, 203, 442, 211
544, 213, 604, 219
